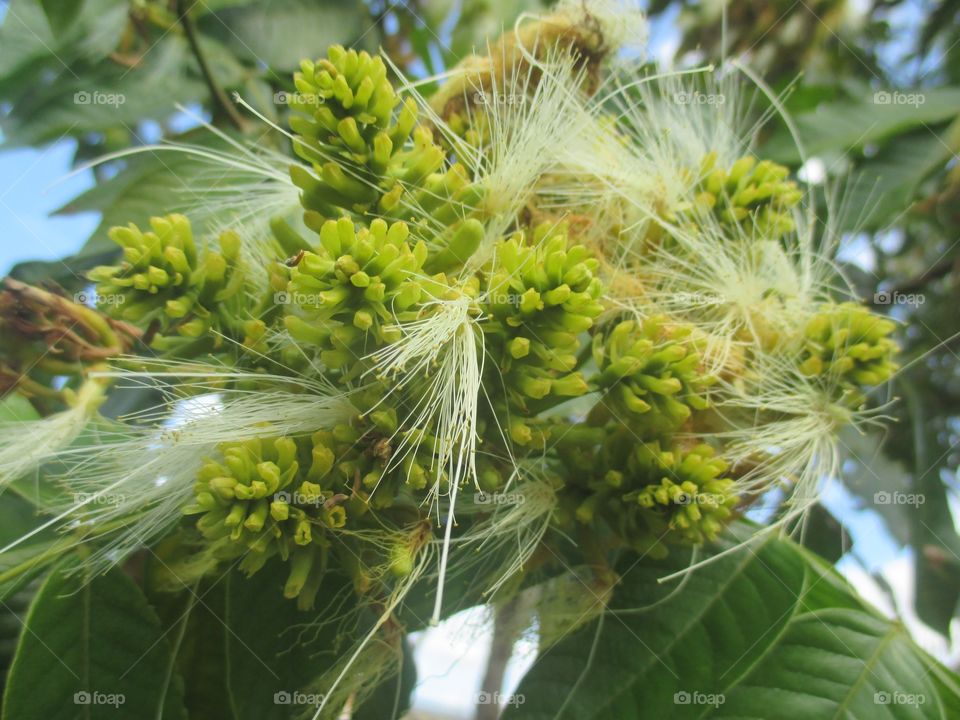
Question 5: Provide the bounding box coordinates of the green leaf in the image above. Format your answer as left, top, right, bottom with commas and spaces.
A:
0, 538, 65, 603
55, 133, 223, 236
0, 479, 55, 694
901, 376, 960, 637
223, 563, 336, 720
198, 0, 374, 72
2, 36, 208, 147
221, 559, 413, 719
0, 391, 40, 424
0, 397, 76, 603
798, 502, 848, 563
2, 563, 187, 720
448, 0, 547, 59
0, 0, 55, 97
0, 394, 65, 512
838, 427, 915, 547
145, 554, 395, 720
721, 609, 949, 718
0, 496, 64, 604
505, 525, 959, 719
6, 248, 119, 294
0, 0, 128, 100
39, 0, 86, 37
0, 580, 37, 697
145, 574, 234, 720
837, 409, 960, 637
837, 129, 953, 232
764, 87, 960, 163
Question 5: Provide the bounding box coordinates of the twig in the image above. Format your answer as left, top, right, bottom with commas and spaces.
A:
175, 0, 248, 131
892, 255, 958, 295
476, 595, 524, 720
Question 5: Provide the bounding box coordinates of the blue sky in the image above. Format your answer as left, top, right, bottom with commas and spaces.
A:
0, 137, 99, 275
0, 0, 98, 273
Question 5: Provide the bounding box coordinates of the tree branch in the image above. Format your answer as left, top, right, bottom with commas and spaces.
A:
176, 0, 248, 131
892, 254, 958, 295
476, 595, 525, 720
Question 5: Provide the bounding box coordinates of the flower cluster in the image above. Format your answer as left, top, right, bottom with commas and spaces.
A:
693, 152, 803, 238
184, 435, 343, 609
559, 433, 737, 557
800, 302, 899, 400
283, 216, 426, 373
288, 45, 486, 239
592, 316, 711, 432
482, 225, 603, 422
89, 214, 247, 351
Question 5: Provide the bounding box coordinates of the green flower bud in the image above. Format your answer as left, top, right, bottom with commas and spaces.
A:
424, 218, 485, 273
